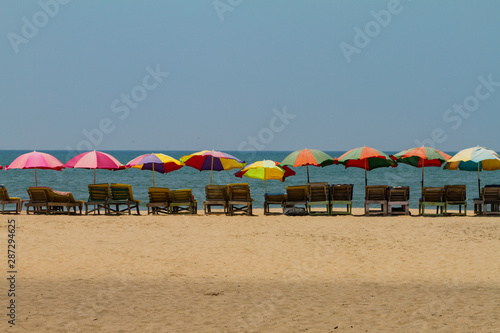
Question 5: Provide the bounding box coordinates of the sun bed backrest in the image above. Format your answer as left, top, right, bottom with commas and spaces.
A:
170, 189, 193, 203
307, 183, 329, 202
286, 185, 308, 202
422, 187, 444, 202
444, 185, 466, 202
228, 184, 251, 201
482, 187, 500, 202
265, 193, 285, 203
365, 185, 388, 201
28, 187, 51, 203
331, 184, 353, 201
110, 184, 134, 201
88, 184, 110, 202
0, 185, 9, 201
148, 187, 170, 203
387, 186, 409, 201
205, 185, 227, 201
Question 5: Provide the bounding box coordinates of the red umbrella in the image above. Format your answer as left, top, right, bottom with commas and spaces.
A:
64, 150, 124, 184
6, 151, 65, 186
336, 147, 397, 185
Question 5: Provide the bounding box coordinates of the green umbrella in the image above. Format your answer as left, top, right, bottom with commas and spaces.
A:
392, 147, 451, 191
336, 146, 396, 186
280, 148, 334, 183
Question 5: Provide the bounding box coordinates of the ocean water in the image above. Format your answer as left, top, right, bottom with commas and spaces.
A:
1, 150, 498, 210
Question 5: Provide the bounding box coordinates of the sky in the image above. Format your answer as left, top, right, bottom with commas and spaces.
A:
1, 0, 499, 153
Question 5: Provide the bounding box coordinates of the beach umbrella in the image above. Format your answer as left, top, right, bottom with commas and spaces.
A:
64, 150, 124, 184
392, 147, 452, 191
234, 160, 295, 192
5, 150, 65, 186
126, 153, 184, 187
444, 146, 500, 196
180, 150, 246, 185
280, 148, 334, 183
336, 146, 396, 186
0, 165, 3, 170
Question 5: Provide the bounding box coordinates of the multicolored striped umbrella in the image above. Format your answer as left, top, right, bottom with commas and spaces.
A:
336, 147, 396, 185
280, 148, 334, 183
126, 153, 184, 186
180, 150, 246, 184
234, 160, 295, 192
393, 147, 451, 190
6, 151, 65, 186
444, 146, 500, 196
64, 150, 124, 184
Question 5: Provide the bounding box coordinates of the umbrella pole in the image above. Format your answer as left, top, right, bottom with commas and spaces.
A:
94, 169, 96, 184
265, 179, 267, 193
478, 163, 481, 198
35, 168, 37, 187
210, 156, 214, 185
421, 159, 424, 192
153, 164, 155, 187
307, 165, 310, 183
364, 159, 367, 186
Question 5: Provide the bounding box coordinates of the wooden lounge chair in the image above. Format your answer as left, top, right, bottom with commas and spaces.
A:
387, 186, 410, 216
170, 189, 198, 214
419, 187, 445, 216
329, 184, 353, 215
49, 191, 84, 215
227, 183, 253, 216
107, 184, 141, 215
264, 193, 286, 215
307, 182, 330, 215
85, 184, 110, 215
444, 185, 467, 216
365, 185, 388, 216
0, 185, 24, 214
26, 187, 50, 214
203, 185, 228, 215
147, 187, 170, 215
476, 185, 500, 215
27, 187, 83, 215
284, 185, 308, 209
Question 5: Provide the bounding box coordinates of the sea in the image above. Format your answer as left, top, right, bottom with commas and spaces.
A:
1, 150, 498, 210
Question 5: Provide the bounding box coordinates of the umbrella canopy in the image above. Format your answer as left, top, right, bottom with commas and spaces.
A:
126, 153, 184, 187
6, 151, 65, 186
180, 150, 246, 184
235, 160, 295, 192
393, 147, 451, 190
444, 146, 500, 196
280, 148, 334, 183
336, 147, 396, 185
0, 165, 3, 170
64, 150, 124, 184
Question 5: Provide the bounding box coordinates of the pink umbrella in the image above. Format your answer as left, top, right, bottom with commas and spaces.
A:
5, 151, 65, 186
64, 150, 125, 184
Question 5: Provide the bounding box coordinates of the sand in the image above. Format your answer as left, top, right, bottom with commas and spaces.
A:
1, 208, 499, 332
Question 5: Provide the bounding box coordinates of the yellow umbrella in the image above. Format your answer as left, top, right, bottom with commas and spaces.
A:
234, 160, 295, 192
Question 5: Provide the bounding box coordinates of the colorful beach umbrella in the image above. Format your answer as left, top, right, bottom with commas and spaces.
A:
64, 150, 124, 184
180, 150, 246, 185
126, 153, 184, 187
280, 148, 334, 183
393, 147, 451, 190
444, 146, 500, 196
336, 146, 396, 185
234, 160, 295, 192
5, 151, 65, 186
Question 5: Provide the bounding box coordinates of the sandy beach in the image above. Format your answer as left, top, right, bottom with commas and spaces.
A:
2, 209, 499, 332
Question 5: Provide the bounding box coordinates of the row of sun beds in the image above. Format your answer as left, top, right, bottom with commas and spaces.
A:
0, 183, 499, 216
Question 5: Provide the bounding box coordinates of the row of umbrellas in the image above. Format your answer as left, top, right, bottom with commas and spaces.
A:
2, 146, 500, 196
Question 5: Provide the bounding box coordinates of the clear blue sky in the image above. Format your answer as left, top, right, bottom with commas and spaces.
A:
1, 0, 499, 152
